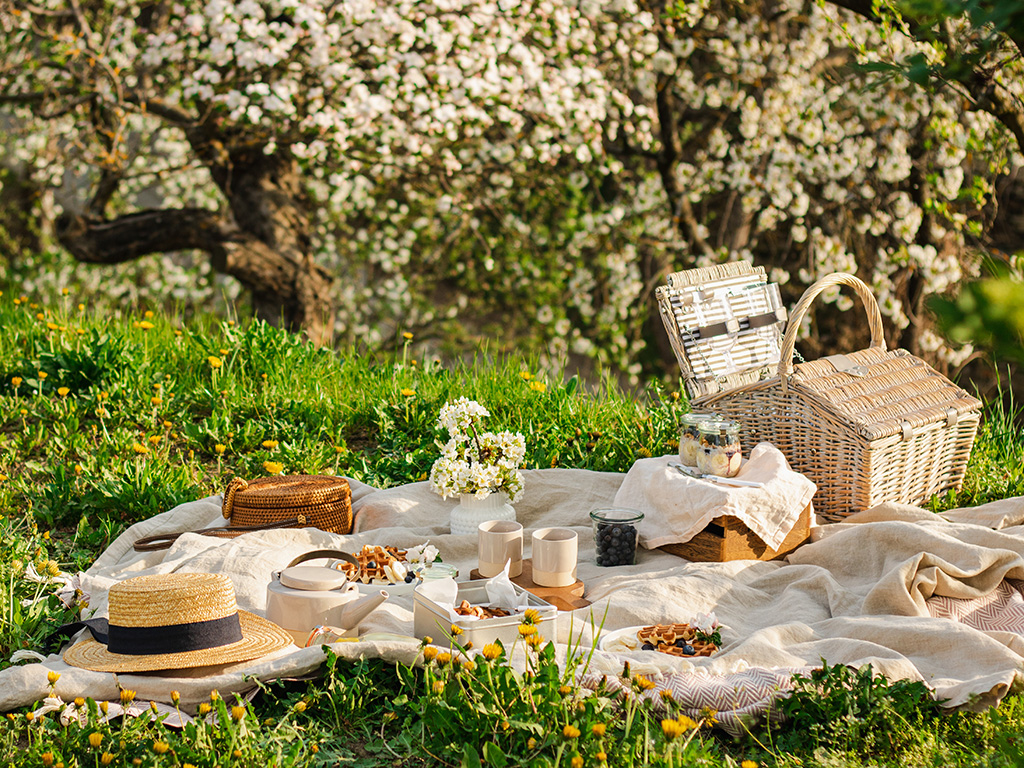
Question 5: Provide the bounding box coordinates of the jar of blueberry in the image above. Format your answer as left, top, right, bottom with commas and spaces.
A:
695, 419, 742, 477
590, 508, 644, 567
678, 412, 719, 467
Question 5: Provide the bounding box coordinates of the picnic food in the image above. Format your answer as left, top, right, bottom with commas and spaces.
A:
337, 545, 410, 585
454, 599, 510, 619
678, 413, 718, 466
636, 623, 717, 657
695, 420, 742, 477
591, 508, 644, 567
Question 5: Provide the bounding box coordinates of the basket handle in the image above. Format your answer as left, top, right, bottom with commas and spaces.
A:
779, 273, 886, 386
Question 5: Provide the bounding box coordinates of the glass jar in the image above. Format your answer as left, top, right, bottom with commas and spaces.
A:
416, 562, 459, 581
678, 412, 718, 466
590, 508, 644, 567
695, 420, 742, 477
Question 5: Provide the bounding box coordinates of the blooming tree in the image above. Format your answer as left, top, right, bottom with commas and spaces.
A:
0, 0, 1016, 376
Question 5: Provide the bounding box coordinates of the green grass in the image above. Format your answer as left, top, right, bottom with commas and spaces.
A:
1, 295, 1023, 767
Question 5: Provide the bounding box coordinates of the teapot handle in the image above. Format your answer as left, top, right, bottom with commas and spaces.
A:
285, 549, 359, 569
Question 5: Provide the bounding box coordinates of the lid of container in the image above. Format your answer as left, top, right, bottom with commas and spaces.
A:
280, 565, 349, 591
679, 412, 718, 427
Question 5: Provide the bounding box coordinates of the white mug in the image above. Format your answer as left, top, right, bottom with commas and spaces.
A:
531, 527, 578, 587
478, 520, 524, 578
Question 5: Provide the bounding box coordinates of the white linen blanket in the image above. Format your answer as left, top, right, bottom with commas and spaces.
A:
614, 445, 816, 549
3, 468, 1024, 723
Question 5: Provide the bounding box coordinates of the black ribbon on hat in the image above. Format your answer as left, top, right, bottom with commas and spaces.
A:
45, 614, 243, 656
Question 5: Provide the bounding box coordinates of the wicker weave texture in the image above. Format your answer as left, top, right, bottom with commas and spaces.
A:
224, 475, 353, 534
695, 272, 981, 520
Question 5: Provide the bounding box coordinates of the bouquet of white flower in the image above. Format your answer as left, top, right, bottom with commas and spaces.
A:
429, 397, 526, 502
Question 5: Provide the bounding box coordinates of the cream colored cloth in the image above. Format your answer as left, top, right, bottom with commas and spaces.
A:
3, 467, 1024, 720
615, 444, 816, 550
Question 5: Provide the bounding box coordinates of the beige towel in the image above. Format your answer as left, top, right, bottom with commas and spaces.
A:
614, 443, 817, 550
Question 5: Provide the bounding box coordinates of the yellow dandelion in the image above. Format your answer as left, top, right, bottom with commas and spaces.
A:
638, 446, 652, 458
527, 738, 536, 749
38, 371, 47, 380
214, 444, 226, 455
11, 376, 22, 388
422, 646, 438, 662
263, 461, 284, 474
144, 310, 154, 319
74, 464, 82, 475
89, 732, 103, 748
677, 715, 699, 731
526, 633, 544, 648
152, 740, 170, 754
450, 624, 463, 637
660, 689, 675, 702
151, 396, 162, 406
78, 303, 85, 311
47, 670, 60, 685
563, 724, 580, 739
293, 700, 306, 712
741, 762, 759, 768
481, 643, 502, 660
522, 608, 542, 624
36, 312, 44, 320
99, 391, 108, 400
232, 750, 242, 759
402, 331, 414, 339
174, 329, 182, 336
571, 757, 583, 768
42, 531, 50, 541
518, 624, 537, 637
261, 373, 268, 380
207, 356, 222, 369
209, 690, 220, 701
171, 691, 180, 705
148, 435, 161, 445
529, 381, 546, 393
591, 723, 606, 737
131, 443, 148, 455
596, 752, 607, 762
56, 386, 70, 397
47, 322, 59, 330
519, 371, 532, 380
74, 698, 85, 707
162, 420, 173, 429
559, 685, 573, 695
99, 701, 108, 715
120, 689, 136, 705
219, 348, 229, 355
662, 718, 685, 740
198, 703, 211, 715
633, 674, 655, 691
24, 711, 34, 721
100, 753, 114, 766
138, 321, 154, 330
231, 705, 245, 721
0, 475, 8, 483
261, 440, 279, 449
42, 752, 54, 767
432, 680, 445, 694
150, 701, 159, 714
436, 652, 452, 664
461, 659, 476, 672
400, 388, 416, 397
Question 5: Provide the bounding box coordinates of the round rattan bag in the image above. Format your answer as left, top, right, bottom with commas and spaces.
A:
133, 474, 353, 552
223, 474, 352, 533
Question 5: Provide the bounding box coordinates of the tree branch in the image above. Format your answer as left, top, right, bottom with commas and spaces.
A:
56, 207, 235, 264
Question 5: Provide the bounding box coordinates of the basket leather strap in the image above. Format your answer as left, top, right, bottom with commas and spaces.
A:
132, 515, 313, 552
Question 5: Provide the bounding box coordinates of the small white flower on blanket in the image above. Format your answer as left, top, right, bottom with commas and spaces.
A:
691, 612, 719, 634
406, 542, 440, 565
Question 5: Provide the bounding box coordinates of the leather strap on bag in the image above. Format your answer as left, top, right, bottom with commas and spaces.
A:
133, 515, 311, 552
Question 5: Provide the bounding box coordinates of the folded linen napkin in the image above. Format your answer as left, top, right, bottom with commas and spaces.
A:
614, 443, 816, 551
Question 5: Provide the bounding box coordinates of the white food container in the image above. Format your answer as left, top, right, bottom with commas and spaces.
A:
413, 580, 557, 649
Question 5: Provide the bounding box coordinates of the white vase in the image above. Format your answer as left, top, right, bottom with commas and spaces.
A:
450, 492, 516, 536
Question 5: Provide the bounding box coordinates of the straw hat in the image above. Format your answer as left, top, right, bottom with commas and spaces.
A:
63, 573, 293, 673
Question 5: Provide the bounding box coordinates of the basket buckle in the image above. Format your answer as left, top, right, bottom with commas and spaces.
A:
823, 354, 868, 378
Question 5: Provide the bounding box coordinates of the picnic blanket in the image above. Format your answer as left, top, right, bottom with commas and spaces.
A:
4, 466, 1024, 731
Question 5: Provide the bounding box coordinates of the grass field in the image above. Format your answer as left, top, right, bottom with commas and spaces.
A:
1, 295, 1023, 767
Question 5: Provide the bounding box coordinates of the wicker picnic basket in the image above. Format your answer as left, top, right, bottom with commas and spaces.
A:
692, 272, 982, 520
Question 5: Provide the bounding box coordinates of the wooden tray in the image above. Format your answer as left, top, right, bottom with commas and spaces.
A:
659, 503, 812, 562
470, 559, 591, 612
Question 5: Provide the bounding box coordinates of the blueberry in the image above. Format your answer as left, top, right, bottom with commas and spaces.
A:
681, 644, 694, 655
641, 643, 655, 651
404, 572, 416, 583
674, 638, 687, 648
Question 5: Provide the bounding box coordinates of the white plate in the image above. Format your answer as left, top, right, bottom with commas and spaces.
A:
597, 625, 644, 653
355, 579, 417, 597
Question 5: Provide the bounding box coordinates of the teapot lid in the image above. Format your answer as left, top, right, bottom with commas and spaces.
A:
279, 565, 349, 591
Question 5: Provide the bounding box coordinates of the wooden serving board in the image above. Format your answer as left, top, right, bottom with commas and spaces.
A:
470, 559, 591, 612
659, 503, 812, 562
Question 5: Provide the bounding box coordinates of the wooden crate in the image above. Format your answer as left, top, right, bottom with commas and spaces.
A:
659, 503, 812, 562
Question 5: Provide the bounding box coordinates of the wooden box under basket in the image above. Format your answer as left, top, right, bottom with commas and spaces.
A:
660, 503, 813, 562
685, 272, 982, 521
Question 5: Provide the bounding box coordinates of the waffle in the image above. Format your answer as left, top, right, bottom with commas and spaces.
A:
636, 623, 716, 657
454, 600, 510, 619
338, 545, 409, 584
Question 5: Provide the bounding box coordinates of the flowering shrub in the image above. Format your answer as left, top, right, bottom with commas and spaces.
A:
429, 398, 526, 501
0, 0, 1016, 378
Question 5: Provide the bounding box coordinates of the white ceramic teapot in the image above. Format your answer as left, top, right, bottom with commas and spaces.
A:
267, 549, 389, 645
